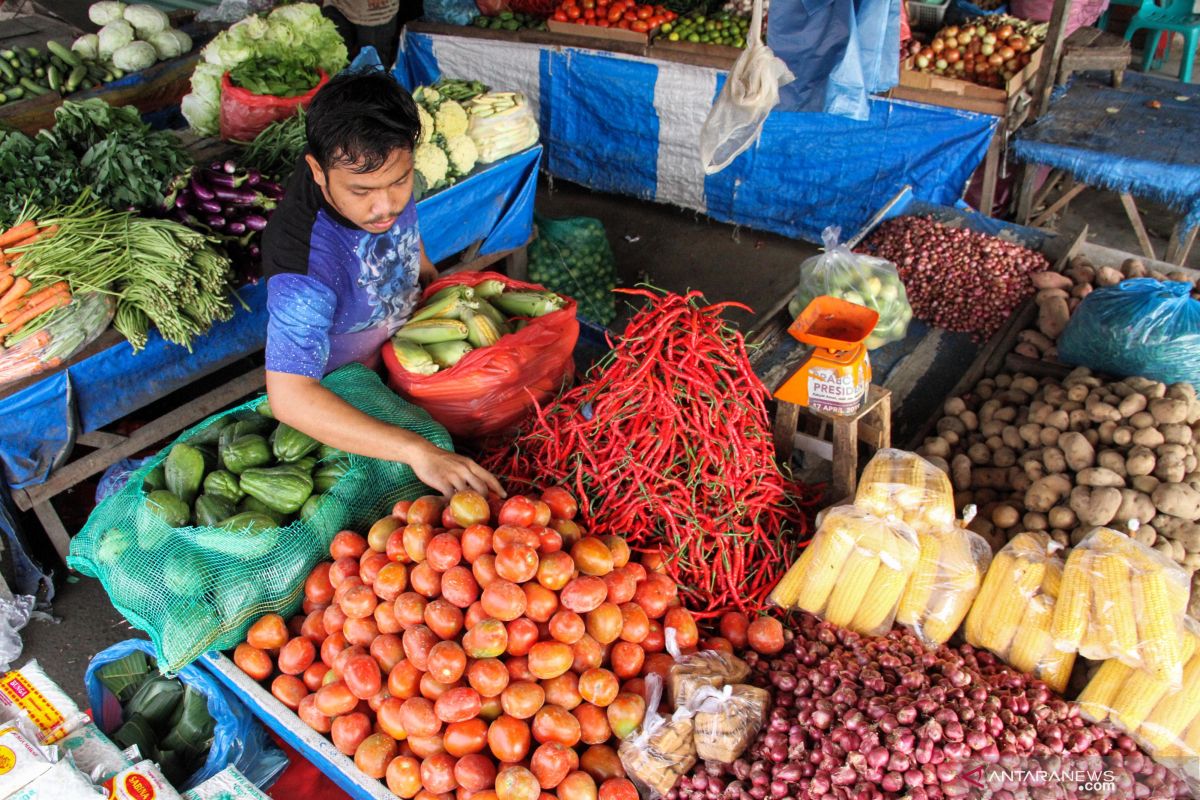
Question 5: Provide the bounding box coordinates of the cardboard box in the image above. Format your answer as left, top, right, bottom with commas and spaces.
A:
890, 45, 1042, 116
547, 19, 652, 45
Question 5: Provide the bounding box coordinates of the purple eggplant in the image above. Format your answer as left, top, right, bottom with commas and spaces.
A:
191, 181, 216, 202
245, 169, 262, 186
198, 199, 223, 215
222, 160, 238, 175
214, 186, 260, 205
226, 221, 247, 235
248, 243, 261, 258
175, 193, 191, 209
258, 182, 284, 201
206, 214, 226, 229
243, 214, 269, 232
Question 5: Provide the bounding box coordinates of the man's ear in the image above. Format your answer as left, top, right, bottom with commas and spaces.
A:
305, 154, 326, 188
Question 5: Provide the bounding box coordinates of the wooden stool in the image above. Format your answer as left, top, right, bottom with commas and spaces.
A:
773, 385, 893, 499
1057, 28, 1131, 87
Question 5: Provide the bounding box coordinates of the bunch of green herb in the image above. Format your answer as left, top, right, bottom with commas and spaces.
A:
229, 57, 320, 98
238, 106, 307, 181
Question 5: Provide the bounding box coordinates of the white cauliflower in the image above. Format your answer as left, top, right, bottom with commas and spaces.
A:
123, 3, 170, 37
413, 142, 449, 188
417, 104, 434, 145
434, 100, 469, 139
98, 20, 134, 58
445, 135, 478, 177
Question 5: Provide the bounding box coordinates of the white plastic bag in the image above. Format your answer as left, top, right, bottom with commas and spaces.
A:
698, 0, 794, 174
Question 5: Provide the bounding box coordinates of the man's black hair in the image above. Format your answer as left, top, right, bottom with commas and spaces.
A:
306, 69, 421, 173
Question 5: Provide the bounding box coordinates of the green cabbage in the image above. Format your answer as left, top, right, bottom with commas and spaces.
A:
98, 20, 134, 58
88, 1, 127, 26
123, 3, 169, 38
112, 40, 156, 71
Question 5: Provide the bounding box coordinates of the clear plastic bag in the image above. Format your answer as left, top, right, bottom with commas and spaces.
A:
691, 683, 770, 764
896, 523, 992, 647
0, 660, 90, 745
1058, 278, 1200, 388
425, 0, 483, 24
664, 630, 750, 710
965, 531, 1075, 692
466, 93, 539, 164
788, 227, 912, 350
619, 674, 697, 798
853, 448, 956, 533
769, 506, 920, 636
0, 293, 115, 388
699, 0, 794, 173
1051, 526, 1190, 686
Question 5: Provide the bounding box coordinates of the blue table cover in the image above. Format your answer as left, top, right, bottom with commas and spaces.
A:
1013, 72, 1200, 230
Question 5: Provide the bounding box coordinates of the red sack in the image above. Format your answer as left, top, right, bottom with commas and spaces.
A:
219, 69, 328, 142
381, 272, 579, 439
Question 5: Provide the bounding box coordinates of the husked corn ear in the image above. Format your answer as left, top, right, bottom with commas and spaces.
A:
1112, 634, 1197, 732
1077, 660, 1133, 722
473, 278, 505, 298
851, 562, 908, 635
391, 339, 438, 375
920, 531, 985, 645
1038, 650, 1075, 694
1093, 553, 1138, 656
784, 521, 857, 613
1138, 647, 1200, 753
897, 531, 941, 626
1182, 716, 1200, 758
855, 449, 956, 531
425, 340, 474, 368
966, 549, 1010, 647
393, 318, 470, 344
410, 285, 475, 322
491, 290, 566, 318
1134, 569, 1183, 684
824, 531, 882, 628
1052, 549, 1092, 653
1008, 595, 1053, 674
980, 548, 1046, 655
463, 308, 503, 348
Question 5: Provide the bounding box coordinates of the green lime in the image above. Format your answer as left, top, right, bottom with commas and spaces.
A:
499, 10, 514, 19
661, 21, 672, 31
669, 31, 680, 40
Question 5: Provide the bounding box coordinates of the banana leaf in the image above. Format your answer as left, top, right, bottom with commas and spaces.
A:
127, 675, 184, 729
96, 650, 152, 703
112, 712, 157, 758
160, 686, 215, 758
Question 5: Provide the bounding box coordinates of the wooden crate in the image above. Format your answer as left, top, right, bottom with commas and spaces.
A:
547, 19, 652, 45
888, 45, 1043, 116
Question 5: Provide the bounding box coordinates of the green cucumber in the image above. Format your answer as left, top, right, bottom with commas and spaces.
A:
65, 65, 86, 93
46, 40, 81, 69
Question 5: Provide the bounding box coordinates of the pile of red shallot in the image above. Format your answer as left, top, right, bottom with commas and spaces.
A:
669, 613, 1192, 800
858, 215, 1049, 339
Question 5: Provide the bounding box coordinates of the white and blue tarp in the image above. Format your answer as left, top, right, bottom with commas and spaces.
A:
397, 30, 998, 245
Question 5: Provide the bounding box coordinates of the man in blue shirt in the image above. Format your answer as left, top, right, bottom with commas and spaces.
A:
262, 71, 503, 498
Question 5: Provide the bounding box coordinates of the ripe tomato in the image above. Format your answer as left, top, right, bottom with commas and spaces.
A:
622, 562, 647, 583
303, 662, 331, 692
571, 539, 614, 577
616, 604, 649, 644
577, 669, 619, 707
445, 717, 489, 756
332, 711, 372, 755
533, 704, 581, 747
557, 771, 598, 800
504, 618, 538, 658
344, 616, 380, 647
455, 752, 497, 791
573, 703, 611, 745
550, 519, 584, 548
530, 742, 573, 789
535, 527, 563, 554
496, 764, 540, 800
571, 635, 604, 674
436, 686, 483, 723
408, 733, 447, 759
747, 616, 785, 654
428, 640, 468, 684
306, 562, 335, 604
541, 672, 581, 711
461, 524, 495, 563
421, 751, 459, 794
402, 625, 439, 671
500, 681, 545, 719
377, 695, 408, 739
427, 533, 463, 572
247, 614, 288, 650
560, 577, 607, 614
298, 693, 332, 733
601, 570, 636, 606
641, 621, 665, 653
663, 607, 698, 649
278, 636, 316, 675
420, 672, 460, 702
399, 696, 441, 737
407, 496, 446, 526
330, 557, 360, 589
410, 562, 443, 598
537, 552, 576, 592
522, 584, 559, 623
373, 563, 409, 602
360, 552, 392, 585
548, 610, 585, 645
271, 674, 307, 710
609, 642, 644, 681
331, 530, 368, 560
425, 599, 466, 640
580, 745, 624, 782
473, 554, 501, 589
700, 636, 734, 655
488, 715, 532, 762
402, 523, 434, 563
468, 658, 510, 698
343, 653, 382, 700
463, 618, 509, 659
374, 599, 402, 635
340, 584, 378, 620
355, 732, 399, 779
481, 580, 527, 622
393, 592, 428, 630
528, 642, 573, 680
386, 755, 423, 798
598, 778, 638, 800
585, 603, 623, 645
450, 490, 491, 527
466, 601, 489, 630
553, 9, 569, 20
641, 652, 674, 681
632, 574, 675, 619
495, 545, 539, 584
507, 656, 536, 682
606, 693, 646, 739
234, 643, 272, 681
498, 496, 538, 528
320, 630, 348, 667
540, 488, 578, 520
441, 566, 480, 609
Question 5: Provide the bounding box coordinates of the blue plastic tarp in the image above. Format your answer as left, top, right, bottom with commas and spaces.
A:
1013, 72, 1200, 230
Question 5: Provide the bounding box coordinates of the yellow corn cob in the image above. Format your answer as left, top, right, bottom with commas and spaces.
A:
855, 450, 955, 531
393, 318, 470, 344
410, 286, 474, 322
463, 309, 502, 348
1181, 715, 1200, 759
852, 561, 910, 634
1037, 650, 1075, 694
1137, 647, 1200, 753
921, 529, 985, 644
897, 531, 941, 626
1051, 549, 1092, 653
980, 549, 1046, 655
824, 527, 882, 628
1134, 569, 1183, 684
1093, 552, 1138, 656
785, 518, 859, 613
1112, 634, 1197, 732
391, 339, 438, 375
1009, 595, 1054, 674
965, 548, 1012, 648
1077, 660, 1134, 722
1042, 557, 1062, 599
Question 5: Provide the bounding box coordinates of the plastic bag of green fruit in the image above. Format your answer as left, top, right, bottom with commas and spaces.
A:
787, 226, 912, 350
529, 214, 618, 326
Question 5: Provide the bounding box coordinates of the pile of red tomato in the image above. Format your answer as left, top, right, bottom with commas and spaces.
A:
551, 0, 678, 34
232, 487, 723, 800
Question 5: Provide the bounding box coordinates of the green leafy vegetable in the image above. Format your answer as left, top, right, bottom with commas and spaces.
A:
238, 108, 306, 181
229, 57, 319, 98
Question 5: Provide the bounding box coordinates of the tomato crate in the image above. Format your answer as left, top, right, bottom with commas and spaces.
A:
547, 19, 654, 45
888, 44, 1042, 116
201, 651, 395, 800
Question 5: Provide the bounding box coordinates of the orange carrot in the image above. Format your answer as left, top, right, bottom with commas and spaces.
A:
0, 221, 36, 249
6, 224, 57, 251
0, 277, 30, 308
0, 292, 70, 337
20, 282, 70, 307
0, 275, 11, 297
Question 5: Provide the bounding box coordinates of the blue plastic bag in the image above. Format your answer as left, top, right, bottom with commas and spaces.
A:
423, 0, 479, 26
1058, 278, 1200, 387
86, 639, 288, 792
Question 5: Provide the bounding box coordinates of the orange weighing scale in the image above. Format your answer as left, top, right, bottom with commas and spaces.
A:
773, 295, 878, 416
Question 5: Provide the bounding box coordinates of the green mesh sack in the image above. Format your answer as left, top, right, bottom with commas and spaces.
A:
68, 363, 452, 673
529, 214, 617, 326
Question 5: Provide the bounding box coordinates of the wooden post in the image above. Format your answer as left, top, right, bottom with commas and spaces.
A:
1035, 0, 1075, 118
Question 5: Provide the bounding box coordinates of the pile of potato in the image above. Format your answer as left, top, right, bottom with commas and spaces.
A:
1014, 256, 1200, 363
917, 367, 1200, 615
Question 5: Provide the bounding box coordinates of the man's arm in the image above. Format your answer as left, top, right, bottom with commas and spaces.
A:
266, 370, 504, 498
418, 239, 438, 286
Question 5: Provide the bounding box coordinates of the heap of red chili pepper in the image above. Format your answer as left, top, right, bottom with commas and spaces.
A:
484, 288, 822, 616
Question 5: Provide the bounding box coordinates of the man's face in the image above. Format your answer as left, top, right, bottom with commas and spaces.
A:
307, 148, 415, 234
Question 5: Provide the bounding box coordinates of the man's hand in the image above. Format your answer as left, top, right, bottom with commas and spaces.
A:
408, 442, 505, 498
419, 259, 439, 287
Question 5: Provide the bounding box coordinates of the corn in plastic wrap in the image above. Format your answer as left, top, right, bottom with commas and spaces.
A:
964, 532, 1075, 692
896, 524, 992, 646
853, 448, 957, 533
1050, 527, 1189, 686
769, 506, 918, 636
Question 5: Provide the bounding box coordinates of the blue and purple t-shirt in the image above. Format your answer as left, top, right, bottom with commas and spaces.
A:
261, 163, 422, 378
